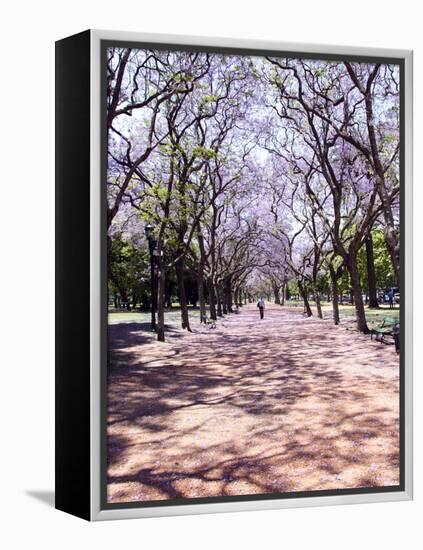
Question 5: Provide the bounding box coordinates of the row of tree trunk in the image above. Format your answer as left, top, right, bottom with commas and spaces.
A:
152, 230, 388, 342
278, 232, 384, 332
154, 250, 254, 342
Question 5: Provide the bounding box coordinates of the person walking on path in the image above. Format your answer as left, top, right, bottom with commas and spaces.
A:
257, 297, 265, 319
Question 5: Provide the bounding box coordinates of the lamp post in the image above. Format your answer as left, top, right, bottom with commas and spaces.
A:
145, 223, 157, 331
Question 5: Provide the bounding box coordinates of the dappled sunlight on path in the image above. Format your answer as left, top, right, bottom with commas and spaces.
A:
107, 303, 400, 503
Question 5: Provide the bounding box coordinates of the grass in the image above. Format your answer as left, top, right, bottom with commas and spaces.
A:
108, 306, 205, 326
108, 301, 400, 334
284, 300, 399, 328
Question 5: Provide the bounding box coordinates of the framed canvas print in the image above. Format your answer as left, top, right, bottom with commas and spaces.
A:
55, 29, 413, 521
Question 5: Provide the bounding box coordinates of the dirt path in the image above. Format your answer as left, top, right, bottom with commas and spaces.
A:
107, 303, 400, 503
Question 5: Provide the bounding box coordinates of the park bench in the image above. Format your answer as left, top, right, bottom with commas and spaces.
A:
204, 316, 216, 329
370, 316, 400, 352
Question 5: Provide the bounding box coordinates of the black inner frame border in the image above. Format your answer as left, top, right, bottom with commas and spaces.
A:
100, 38, 406, 511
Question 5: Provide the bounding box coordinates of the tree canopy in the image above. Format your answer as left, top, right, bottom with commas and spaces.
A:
107, 48, 400, 340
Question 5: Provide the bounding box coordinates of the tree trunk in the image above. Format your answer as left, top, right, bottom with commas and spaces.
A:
175, 257, 191, 331
365, 233, 379, 308
347, 255, 369, 333
208, 279, 217, 320
353, 69, 401, 288
196, 224, 207, 323
216, 284, 223, 317
120, 288, 129, 310
298, 281, 312, 317
273, 284, 281, 304
233, 286, 238, 308
313, 286, 323, 319
329, 266, 340, 325
198, 279, 205, 322
383, 224, 400, 289
156, 258, 166, 342
198, 273, 206, 324
165, 283, 173, 308
281, 283, 285, 306
225, 278, 233, 313
222, 282, 228, 315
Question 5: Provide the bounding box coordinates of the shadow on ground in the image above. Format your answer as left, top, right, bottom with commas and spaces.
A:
106, 304, 400, 503
26, 490, 55, 508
